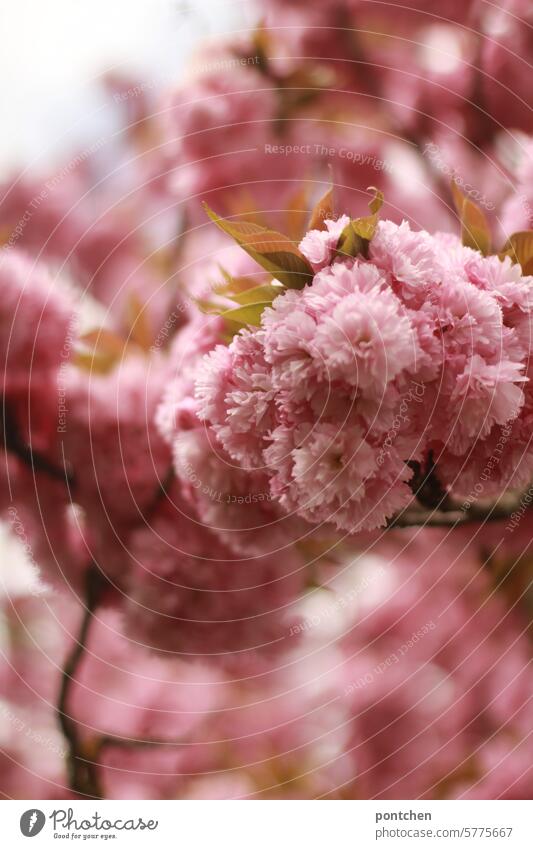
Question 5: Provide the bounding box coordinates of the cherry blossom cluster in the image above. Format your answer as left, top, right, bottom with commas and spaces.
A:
193, 218, 533, 533
1, 0, 533, 804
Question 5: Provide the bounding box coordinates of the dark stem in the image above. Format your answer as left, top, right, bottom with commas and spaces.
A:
2, 397, 75, 487
388, 491, 526, 529
57, 565, 106, 799
145, 464, 174, 521
408, 452, 453, 512
97, 734, 183, 752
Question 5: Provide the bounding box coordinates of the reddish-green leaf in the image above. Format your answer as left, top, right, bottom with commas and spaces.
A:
336, 219, 367, 259
74, 329, 127, 374
451, 180, 491, 255
229, 282, 284, 306
195, 299, 222, 315
125, 293, 152, 352
367, 186, 384, 215
197, 283, 282, 331
499, 231, 533, 275
336, 187, 384, 258
221, 302, 273, 328
203, 203, 313, 289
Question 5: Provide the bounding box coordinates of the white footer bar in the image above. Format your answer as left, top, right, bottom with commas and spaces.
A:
4, 799, 531, 847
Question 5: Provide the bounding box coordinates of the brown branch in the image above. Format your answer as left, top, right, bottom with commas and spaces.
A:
57, 565, 106, 799
97, 734, 183, 752
2, 397, 75, 487
408, 452, 453, 512
145, 464, 174, 521
388, 491, 526, 529
4, 390, 177, 793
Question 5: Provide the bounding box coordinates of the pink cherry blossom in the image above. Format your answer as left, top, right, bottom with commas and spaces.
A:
196, 219, 533, 532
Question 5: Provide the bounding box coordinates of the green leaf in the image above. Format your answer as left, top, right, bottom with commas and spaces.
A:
335, 187, 384, 259
203, 203, 313, 289
197, 283, 282, 331
125, 293, 152, 352
352, 215, 377, 241
367, 186, 384, 215
354, 187, 384, 240
221, 302, 273, 328
213, 268, 272, 298
195, 298, 222, 315
451, 180, 491, 255
336, 219, 367, 259
499, 231, 533, 275
74, 329, 127, 374
229, 282, 284, 306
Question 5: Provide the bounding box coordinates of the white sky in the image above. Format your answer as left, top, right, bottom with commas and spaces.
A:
0, 0, 254, 171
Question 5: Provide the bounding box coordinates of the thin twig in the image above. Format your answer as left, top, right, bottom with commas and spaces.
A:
389, 491, 525, 529
57, 565, 106, 799
2, 398, 75, 487
408, 452, 454, 512
145, 464, 174, 521
98, 734, 184, 751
